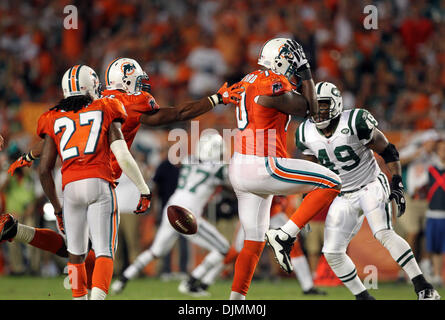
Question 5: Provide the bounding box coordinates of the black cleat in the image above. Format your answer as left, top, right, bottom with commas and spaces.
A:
265, 228, 295, 273
355, 290, 376, 300
417, 288, 441, 300
303, 287, 328, 295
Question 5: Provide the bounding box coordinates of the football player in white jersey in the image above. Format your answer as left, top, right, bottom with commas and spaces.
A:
294, 81, 440, 300
110, 132, 232, 295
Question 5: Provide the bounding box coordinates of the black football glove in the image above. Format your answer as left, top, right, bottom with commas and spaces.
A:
389, 175, 406, 217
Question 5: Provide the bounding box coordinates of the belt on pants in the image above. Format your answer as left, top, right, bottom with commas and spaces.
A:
338, 185, 367, 197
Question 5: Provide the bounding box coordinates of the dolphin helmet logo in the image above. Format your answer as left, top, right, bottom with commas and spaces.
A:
121, 63, 136, 76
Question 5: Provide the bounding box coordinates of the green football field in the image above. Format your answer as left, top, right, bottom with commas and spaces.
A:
0, 275, 443, 300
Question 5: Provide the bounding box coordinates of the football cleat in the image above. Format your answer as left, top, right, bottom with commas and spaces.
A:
0, 213, 18, 243
265, 228, 295, 273
418, 288, 441, 300
110, 276, 128, 295
303, 287, 328, 295
355, 290, 376, 300
178, 278, 210, 297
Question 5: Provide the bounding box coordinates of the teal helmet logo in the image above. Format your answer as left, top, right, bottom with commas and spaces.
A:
122, 63, 136, 77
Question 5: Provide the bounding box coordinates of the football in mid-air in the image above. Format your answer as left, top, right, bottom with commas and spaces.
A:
167, 205, 198, 235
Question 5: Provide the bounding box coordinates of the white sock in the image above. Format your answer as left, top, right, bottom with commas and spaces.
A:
375, 230, 422, 279
202, 262, 224, 286
280, 220, 300, 237
90, 287, 107, 300
14, 224, 35, 243
230, 291, 246, 300
73, 294, 88, 300
291, 256, 314, 291
191, 251, 224, 280
123, 250, 154, 280
324, 252, 366, 295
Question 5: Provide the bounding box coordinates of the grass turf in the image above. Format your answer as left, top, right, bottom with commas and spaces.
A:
0, 275, 443, 300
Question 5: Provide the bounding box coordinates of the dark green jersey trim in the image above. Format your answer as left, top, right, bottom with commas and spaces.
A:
295, 124, 309, 152
347, 109, 356, 136
355, 109, 374, 141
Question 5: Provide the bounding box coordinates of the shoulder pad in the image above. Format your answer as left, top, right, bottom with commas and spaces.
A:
257, 72, 293, 96
351, 108, 378, 142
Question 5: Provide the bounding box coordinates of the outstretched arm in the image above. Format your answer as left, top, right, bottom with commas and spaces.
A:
139, 82, 242, 126
139, 98, 213, 126
8, 139, 44, 175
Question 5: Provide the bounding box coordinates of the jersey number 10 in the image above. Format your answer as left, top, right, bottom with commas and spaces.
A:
54, 110, 103, 160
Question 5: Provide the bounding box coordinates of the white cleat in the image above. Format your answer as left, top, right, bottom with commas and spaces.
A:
110, 279, 126, 295
418, 288, 441, 300
265, 228, 296, 274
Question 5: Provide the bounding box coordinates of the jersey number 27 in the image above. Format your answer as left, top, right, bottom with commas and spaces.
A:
54, 110, 103, 160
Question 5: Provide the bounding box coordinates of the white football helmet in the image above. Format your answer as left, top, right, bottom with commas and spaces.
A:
312, 82, 343, 129
105, 57, 150, 93
61, 65, 101, 99
196, 132, 225, 162
257, 38, 309, 80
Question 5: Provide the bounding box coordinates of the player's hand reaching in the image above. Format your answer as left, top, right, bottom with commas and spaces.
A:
134, 193, 152, 214
216, 82, 244, 105
54, 211, 65, 235
8, 152, 34, 176
389, 175, 406, 217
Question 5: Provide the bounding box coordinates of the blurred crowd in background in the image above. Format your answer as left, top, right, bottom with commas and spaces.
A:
0, 0, 444, 283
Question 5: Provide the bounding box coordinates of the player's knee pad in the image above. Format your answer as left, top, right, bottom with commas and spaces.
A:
323, 252, 346, 268
374, 229, 397, 247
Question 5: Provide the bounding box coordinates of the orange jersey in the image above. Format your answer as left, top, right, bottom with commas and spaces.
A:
102, 89, 159, 179
37, 97, 127, 189
234, 69, 293, 158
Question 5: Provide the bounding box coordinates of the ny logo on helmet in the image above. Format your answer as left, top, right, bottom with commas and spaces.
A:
121, 63, 136, 76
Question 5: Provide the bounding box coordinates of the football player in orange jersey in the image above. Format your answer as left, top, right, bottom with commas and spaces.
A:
224, 38, 342, 299
1, 58, 241, 290
37, 64, 152, 300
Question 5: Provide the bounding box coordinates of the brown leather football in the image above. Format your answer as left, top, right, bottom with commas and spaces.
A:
167, 205, 198, 235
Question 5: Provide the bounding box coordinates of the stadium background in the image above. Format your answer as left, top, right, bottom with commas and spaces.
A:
0, 0, 444, 294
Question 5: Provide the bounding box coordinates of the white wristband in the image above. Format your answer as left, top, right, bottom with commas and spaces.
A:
208, 94, 220, 107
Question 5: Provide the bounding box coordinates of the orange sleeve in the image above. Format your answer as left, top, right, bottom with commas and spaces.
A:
258, 73, 292, 96
36, 111, 53, 139
128, 92, 160, 123
141, 92, 160, 112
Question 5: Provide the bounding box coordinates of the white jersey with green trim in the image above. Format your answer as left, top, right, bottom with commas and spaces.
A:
167, 156, 227, 217
295, 108, 383, 192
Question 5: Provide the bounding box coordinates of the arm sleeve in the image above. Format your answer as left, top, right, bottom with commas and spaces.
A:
135, 92, 161, 122
110, 139, 150, 195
